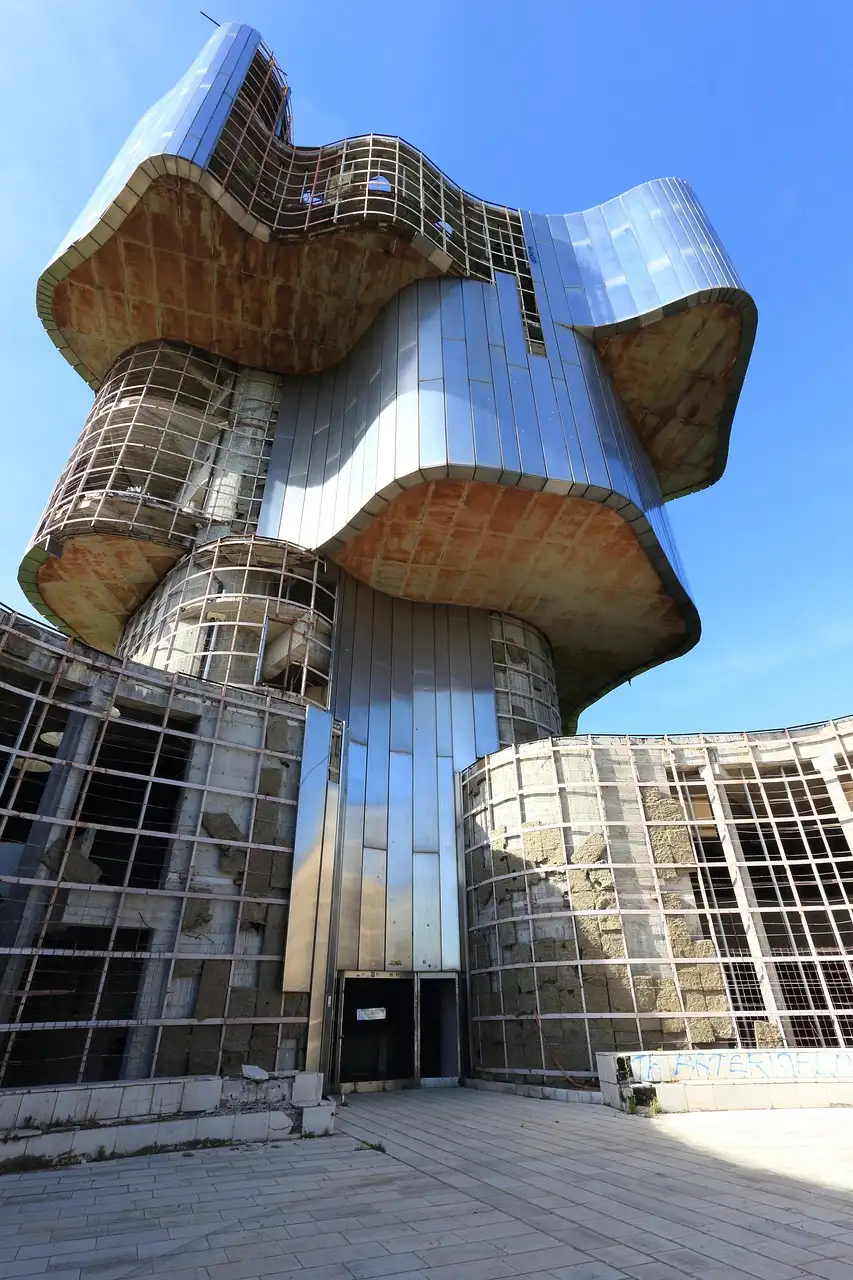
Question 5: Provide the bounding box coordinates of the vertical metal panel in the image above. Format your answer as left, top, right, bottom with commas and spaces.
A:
305, 772, 339, 1072
395, 284, 420, 481
346, 334, 372, 522
390, 597, 414, 753
418, 380, 448, 473
520, 210, 559, 358
282, 706, 333, 992
552, 374, 587, 485
583, 204, 638, 321
529, 213, 572, 326
363, 590, 391, 850
619, 186, 682, 306
663, 177, 721, 286
386, 751, 413, 969
462, 282, 492, 384
566, 210, 615, 324
636, 182, 699, 295
331, 572, 357, 723
336, 739, 366, 970
489, 338, 521, 478
448, 606, 476, 771
655, 188, 708, 291
358, 314, 384, 515
564, 352, 608, 486
358, 847, 387, 970
417, 278, 444, 381
600, 196, 661, 314
317, 361, 348, 546
547, 214, 584, 290
300, 373, 333, 549
469, 608, 500, 759
442, 337, 475, 468
508, 364, 546, 481
412, 852, 442, 970
347, 581, 374, 746
433, 605, 453, 759
529, 358, 571, 486
470, 380, 502, 476
279, 379, 318, 543
375, 296, 400, 497
257, 382, 297, 539
417, 275, 446, 471
483, 278, 505, 347
437, 755, 460, 972
494, 270, 528, 369
412, 602, 439, 852
439, 277, 465, 339
333, 347, 360, 533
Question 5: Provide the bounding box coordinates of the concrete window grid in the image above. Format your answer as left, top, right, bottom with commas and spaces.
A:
118, 534, 336, 707
0, 607, 315, 1087
489, 612, 561, 747
34, 341, 281, 553
462, 727, 853, 1077
207, 43, 547, 351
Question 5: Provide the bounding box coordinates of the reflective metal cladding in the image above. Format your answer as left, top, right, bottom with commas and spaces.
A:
12, 20, 761, 1088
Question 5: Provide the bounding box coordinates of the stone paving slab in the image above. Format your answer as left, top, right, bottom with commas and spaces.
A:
1, 1088, 853, 1279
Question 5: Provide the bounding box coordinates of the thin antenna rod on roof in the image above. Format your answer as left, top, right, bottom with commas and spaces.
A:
200, 10, 220, 25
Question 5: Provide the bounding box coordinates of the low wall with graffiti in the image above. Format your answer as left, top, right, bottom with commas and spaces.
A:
597, 1049, 853, 1113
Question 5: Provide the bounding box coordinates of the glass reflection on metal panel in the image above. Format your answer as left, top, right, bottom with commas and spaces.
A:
417, 380, 448, 475
413, 603, 439, 852
413, 851, 442, 970
469, 609, 500, 760
619, 186, 682, 306
433, 606, 454, 760
489, 339, 521, 478
386, 751, 414, 969
347, 583, 374, 746
337, 739, 367, 970
462, 284, 492, 386
529, 358, 571, 486
282, 705, 333, 992
438, 754, 461, 972
546, 214, 585, 292
417, 280, 444, 382
508, 365, 546, 484
448, 607, 477, 771
358, 847, 387, 970
390, 598, 414, 754
443, 338, 475, 468
363, 591, 392, 851
494, 271, 528, 371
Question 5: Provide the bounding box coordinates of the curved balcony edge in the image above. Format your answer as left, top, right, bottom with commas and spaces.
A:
35, 20, 755, 503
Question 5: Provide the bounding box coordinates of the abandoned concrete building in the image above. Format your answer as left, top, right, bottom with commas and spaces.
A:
2, 21, 851, 1094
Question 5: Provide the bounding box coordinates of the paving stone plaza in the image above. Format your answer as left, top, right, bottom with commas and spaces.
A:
2, 1089, 853, 1280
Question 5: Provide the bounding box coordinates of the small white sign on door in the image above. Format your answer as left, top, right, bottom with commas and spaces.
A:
356, 1007, 386, 1021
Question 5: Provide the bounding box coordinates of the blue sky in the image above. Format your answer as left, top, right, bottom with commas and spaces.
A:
0, 0, 849, 736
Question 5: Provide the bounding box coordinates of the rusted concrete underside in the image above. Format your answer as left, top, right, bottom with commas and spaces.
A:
36, 533, 181, 651
334, 480, 694, 721
46, 177, 746, 503
597, 302, 744, 499
50, 176, 440, 383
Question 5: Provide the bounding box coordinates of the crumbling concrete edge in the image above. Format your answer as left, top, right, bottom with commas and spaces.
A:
464, 1078, 602, 1105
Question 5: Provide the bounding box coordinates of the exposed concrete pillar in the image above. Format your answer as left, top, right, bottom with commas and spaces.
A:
203, 371, 279, 530
812, 751, 853, 855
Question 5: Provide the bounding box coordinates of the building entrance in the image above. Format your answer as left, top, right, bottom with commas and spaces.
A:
335, 972, 459, 1091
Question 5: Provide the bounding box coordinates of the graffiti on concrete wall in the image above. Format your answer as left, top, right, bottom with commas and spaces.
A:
630, 1049, 853, 1083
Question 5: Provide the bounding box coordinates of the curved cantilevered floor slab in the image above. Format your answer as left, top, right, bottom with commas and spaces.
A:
23, 20, 755, 720
33, 21, 754, 502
